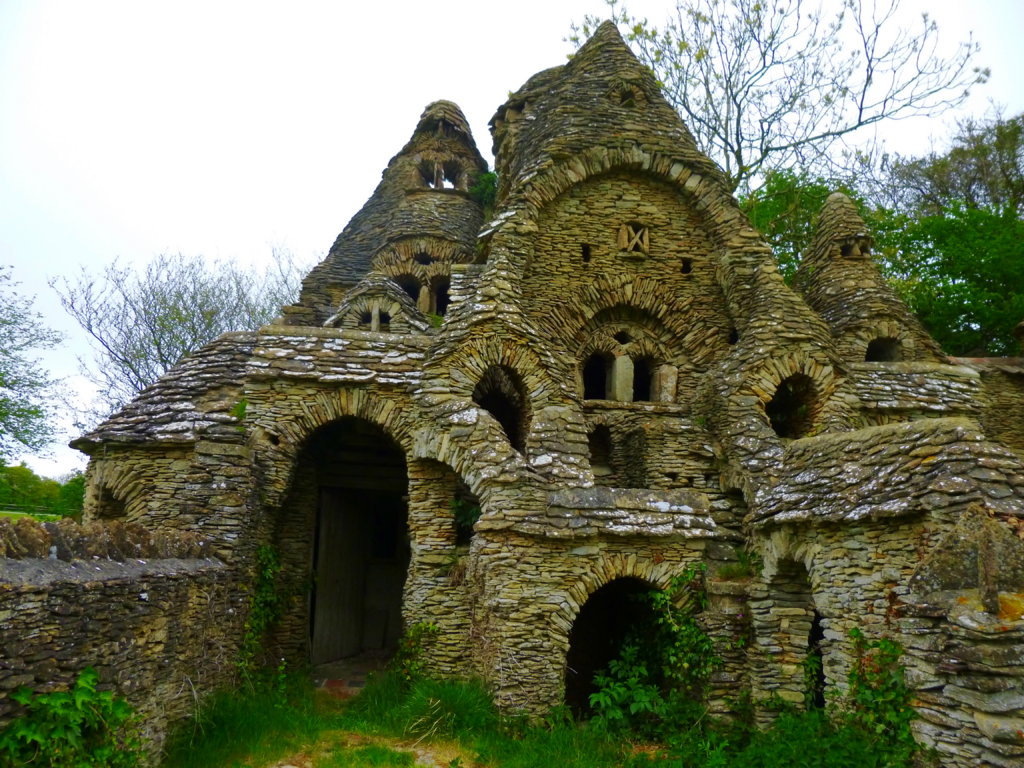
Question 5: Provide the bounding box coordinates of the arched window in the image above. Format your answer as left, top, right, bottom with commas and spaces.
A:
765, 373, 817, 438
432, 278, 451, 316
393, 275, 421, 304
472, 365, 530, 453
420, 159, 462, 190
632, 357, 655, 402
865, 337, 902, 362
95, 486, 127, 519
582, 353, 612, 400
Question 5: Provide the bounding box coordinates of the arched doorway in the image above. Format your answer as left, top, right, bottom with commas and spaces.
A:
304, 417, 409, 664
564, 577, 655, 716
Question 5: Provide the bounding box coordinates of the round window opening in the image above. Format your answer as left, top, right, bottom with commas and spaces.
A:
765, 373, 817, 438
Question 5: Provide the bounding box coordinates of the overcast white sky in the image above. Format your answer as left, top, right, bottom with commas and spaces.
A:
1, 0, 1021, 478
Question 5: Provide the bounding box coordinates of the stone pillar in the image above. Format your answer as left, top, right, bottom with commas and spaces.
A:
417, 285, 432, 314
611, 355, 634, 402
403, 458, 472, 676
654, 363, 678, 403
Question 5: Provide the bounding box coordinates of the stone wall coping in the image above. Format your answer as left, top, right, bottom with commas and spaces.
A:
0, 556, 226, 587
847, 360, 981, 378
257, 325, 433, 344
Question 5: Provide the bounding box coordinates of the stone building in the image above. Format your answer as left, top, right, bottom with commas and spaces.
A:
3, 22, 1024, 766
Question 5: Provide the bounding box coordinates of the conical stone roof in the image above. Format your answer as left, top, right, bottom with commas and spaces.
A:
285, 100, 487, 326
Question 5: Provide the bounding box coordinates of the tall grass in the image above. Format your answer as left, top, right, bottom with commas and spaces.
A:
161, 676, 336, 768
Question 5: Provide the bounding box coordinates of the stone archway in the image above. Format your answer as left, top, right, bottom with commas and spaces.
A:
563, 576, 655, 716
292, 417, 410, 665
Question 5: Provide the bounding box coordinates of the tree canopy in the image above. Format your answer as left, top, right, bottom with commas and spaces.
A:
868, 113, 1024, 356
0, 464, 84, 519
571, 0, 987, 193
53, 250, 308, 414
0, 267, 61, 462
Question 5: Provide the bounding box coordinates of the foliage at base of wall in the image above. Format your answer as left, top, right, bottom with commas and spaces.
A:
238, 545, 283, 685
589, 565, 718, 738
0, 667, 145, 768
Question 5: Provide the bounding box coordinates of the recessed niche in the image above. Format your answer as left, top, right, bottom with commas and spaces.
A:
394, 275, 420, 303
581, 244, 592, 263
765, 373, 817, 438
588, 425, 613, 477
632, 357, 654, 402
681, 258, 693, 274
728, 328, 739, 345
865, 337, 902, 362
613, 331, 632, 344
582, 353, 612, 400
432, 278, 451, 316
413, 252, 433, 265
472, 365, 530, 453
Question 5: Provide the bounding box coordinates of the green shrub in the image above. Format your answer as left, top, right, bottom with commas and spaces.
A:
589, 565, 719, 739
0, 667, 144, 768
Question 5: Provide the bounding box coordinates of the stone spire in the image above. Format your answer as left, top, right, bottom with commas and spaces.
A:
489, 21, 727, 210
283, 100, 487, 326
794, 192, 945, 362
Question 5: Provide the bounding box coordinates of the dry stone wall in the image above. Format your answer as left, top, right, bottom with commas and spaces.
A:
0, 519, 243, 756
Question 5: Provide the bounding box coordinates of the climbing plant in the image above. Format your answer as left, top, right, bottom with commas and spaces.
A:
237, 544, 282, 687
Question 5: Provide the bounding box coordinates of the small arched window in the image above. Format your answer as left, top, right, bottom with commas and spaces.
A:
432, 278, 451, 316
393, 275, 421, 304
95, 487, 127, 519
472, 365, 530, 453
865, 337, 902, 362
632, 357, 655, 402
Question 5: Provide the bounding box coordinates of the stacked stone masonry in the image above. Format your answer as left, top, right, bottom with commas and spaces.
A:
2, 22, 1023, 766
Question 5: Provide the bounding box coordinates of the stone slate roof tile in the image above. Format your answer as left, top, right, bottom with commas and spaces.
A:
71, 332, 256, 449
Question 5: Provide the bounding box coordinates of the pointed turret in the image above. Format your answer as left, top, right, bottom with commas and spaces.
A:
489, 21, 727, 209
283, 101, 487, 326
794, 192, 945, 362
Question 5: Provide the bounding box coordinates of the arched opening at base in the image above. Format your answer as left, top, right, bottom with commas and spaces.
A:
564, 577, 654, 717
301, 418, 409, 665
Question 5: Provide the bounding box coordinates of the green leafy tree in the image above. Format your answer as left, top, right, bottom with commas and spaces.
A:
0, 464, 84, 518
872, 203, 1024, 356
571, 0, 987, 193
866, 112, 1024, 355
52, 249, 308, 414
0, 266, 60, 461
869, 111, 1024, 215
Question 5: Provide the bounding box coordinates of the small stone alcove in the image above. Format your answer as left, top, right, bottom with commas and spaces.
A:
472, 365, 530, 453
865, 336, 903, 362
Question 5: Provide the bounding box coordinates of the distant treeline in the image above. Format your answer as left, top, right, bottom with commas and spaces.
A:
0, 463, 85, 519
